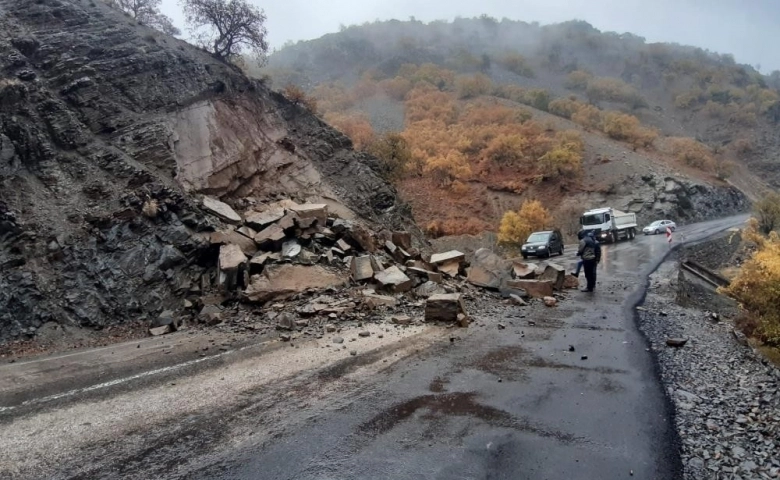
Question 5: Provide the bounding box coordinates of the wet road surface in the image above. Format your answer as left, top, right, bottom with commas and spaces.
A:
188, 215, 747, 480
0, 215, 748, 479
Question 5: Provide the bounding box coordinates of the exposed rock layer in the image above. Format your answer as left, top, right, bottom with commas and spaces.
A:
0, 0, 416, 342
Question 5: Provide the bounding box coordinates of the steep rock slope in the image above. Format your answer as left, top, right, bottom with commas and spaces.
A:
0, 0, 412, 342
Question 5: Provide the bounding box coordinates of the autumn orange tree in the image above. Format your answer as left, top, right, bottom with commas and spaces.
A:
282, 84, 317, 113
352, 77, 378, 101
571, 103, 603, 130
398, 63, 456, 90
455, 74, 493, 99
668, 137, 714, 169
754, 192, 780, 234
499, 52, 535, 78
312, 83, 354, 112
722, 218, 780, 345
585, 77, 646, 108
564, 70, 592, 90
323, 112, 375, 150
498, 200, 553, 247
423, 151, 472, 186
480, 134, 528, 165
712, 158, 735, 180
459, 103, 531, 126
378, 76, 413, 100
404, 85, 458, 124
601, 112, 658, 150
538, 131, 584, 178
366, 133, 413, 181
548, 97, 584, 118
601, 112, 641, 140
492, 85, 550, 111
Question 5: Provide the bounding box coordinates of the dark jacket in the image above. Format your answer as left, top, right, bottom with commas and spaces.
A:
578, 235, 601, 262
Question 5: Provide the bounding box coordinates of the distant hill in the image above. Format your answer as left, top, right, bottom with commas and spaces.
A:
261, 17, 774, 234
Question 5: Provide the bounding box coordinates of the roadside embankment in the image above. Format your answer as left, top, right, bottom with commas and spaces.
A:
637, 254, 780, 479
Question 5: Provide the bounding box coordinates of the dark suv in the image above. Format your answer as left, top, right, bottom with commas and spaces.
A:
521, 230, 564, 259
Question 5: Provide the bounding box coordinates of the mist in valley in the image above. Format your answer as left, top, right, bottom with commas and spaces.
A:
158, 0, 780, 72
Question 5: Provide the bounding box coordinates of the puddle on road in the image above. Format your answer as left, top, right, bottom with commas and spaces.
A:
523, 357, 629, 375
468, 345, 529, 381
465, 345, 628, 379
597, 376, 626, 393
359, 392, 514, 436
358, 392, 580, 444
570, 323, 625, 332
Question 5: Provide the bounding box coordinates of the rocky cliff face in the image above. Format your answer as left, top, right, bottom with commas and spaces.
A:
0, 0, 414, 342
603, 174, 749, 225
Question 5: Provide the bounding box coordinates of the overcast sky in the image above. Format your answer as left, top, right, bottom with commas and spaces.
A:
160, 0, 780, 71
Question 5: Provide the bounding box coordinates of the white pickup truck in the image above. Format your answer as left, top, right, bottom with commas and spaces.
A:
580, 207, 638, 243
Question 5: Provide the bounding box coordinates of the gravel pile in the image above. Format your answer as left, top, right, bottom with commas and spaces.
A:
638, 261, 780, 479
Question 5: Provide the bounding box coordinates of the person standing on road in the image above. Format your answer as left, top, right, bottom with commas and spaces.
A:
578, 231, 602, 292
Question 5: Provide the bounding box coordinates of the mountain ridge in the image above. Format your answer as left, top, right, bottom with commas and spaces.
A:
263, 17, 762, 234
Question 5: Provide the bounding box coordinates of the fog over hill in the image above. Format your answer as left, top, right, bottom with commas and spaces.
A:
158, 0, 780, 72
260, 16, 768, 236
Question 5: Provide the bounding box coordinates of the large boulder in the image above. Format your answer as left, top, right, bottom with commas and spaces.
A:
202, 196, 242, 224
254, 224, 286, 247
392, 231, 412, 250
243, 265, 345, 303
407, 267, 442, 284
431, 250, 465, 278
425, 293, 469, 326
350, 255, 374, 281
244, 204, 286, 230
209, 229, 258, 256
346, 222, 377, 252
504, 279, 554, 298
290, 203, 328, 226
563, 274, 580, 289
374, 266, 413, 293
362, 291, 398, 308
414, 281, 447, 298
537, 262, 566, 291
430, 250, 465, 265
218, 244, 247, 291
513, 261, 538, 279
467, 248, 513, 290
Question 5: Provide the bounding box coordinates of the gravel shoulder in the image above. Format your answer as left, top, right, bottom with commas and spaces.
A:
637, 258, 780, 479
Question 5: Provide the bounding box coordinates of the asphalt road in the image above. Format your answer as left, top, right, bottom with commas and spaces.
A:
0, 214, 748, 480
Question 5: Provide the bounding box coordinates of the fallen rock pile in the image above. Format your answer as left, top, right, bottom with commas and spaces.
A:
151, 199, 577, 338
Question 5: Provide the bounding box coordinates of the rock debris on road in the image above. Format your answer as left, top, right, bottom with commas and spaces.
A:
0, 215, 753, 480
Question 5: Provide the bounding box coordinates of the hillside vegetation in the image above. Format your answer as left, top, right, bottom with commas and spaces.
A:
261, 18, 771, 234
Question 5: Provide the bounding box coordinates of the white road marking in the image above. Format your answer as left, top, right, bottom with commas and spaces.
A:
1, 342, 141, 368
0, 342, 263, 415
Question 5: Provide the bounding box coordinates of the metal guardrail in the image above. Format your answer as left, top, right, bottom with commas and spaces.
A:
680, 260, 730, 289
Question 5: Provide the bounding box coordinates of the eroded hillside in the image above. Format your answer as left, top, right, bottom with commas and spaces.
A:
0, 0, 415, 342
263, 18, 770, 234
